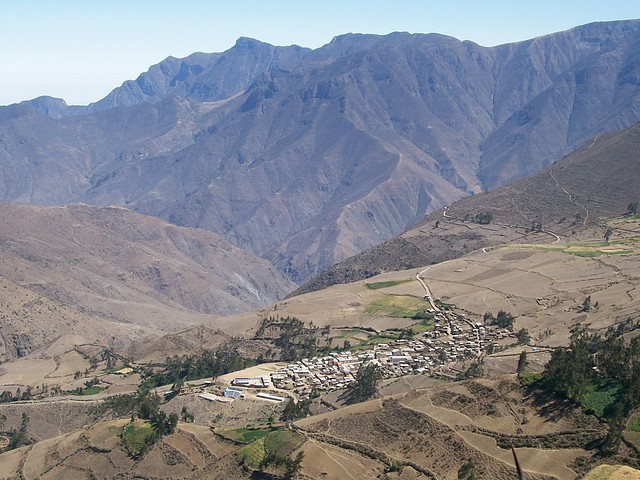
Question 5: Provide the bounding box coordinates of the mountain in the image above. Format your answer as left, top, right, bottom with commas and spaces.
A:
0, 202, 293, 360
294, 121, 640, 295
21, 38, 315, 117
5, 20, 640, 282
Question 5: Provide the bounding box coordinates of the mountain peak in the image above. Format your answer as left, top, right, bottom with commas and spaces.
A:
21, 96, 69, 118
234, 36, 270, 49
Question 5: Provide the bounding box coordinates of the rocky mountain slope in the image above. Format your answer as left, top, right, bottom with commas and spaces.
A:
0, 202, 293, 359
294, 121, 640, 295
4, 20, 640, 282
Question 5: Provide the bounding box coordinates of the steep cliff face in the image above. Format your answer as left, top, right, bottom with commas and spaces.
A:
5, 20, 640, 282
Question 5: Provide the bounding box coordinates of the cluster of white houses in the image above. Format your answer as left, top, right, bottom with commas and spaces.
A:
200, 311, 517, 403
262, 311, 516, 398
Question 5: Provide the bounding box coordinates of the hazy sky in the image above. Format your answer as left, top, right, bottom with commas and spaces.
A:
3, 0, 640, 106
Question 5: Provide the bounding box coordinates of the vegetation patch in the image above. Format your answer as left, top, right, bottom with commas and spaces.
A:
349, 327, 420, 350
582, 381, 622, 417
408, 321, 434, 334
365, 294, 430, 318
610, 216, 640, 223
121, 420, 155, 457
139, 339, 256, 389
238, 428, 305, 474
239, 436, 267, 470
365, 278, 413, 290
504, 242, 634, 257
216, 426, 272, 444
264, 429, 305, 457
518, 372, 540, 386
81, 385, 104, 395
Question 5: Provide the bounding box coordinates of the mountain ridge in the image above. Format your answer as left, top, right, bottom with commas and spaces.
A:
4, 19, 640, 282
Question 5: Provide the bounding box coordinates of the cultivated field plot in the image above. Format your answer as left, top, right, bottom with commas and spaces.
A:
297, 378, 601, 480
0, 420, 251, 480
414, 240, 640, 346
236, 225, 640, 354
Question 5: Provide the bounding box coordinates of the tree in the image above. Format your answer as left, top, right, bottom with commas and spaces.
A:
5, 413, 30, 451
285, 451, 304, 479
168, 412, 179, 431
604, 227, 613, 243
516, 328, 531, 345
281, 398, 311, 422
475, 212, 493, 225
348, 363, 382, 404
541, 327, 595, 402
485, 310, 516, 330
627, 202, 638, 215
530, 220, 542, 232
582, 295, 591, 312
517, 350, 528, 375
438, 349, 448, 364
180, 406, 194, 423
463, 358, 484, 379
601, 401, 628, 455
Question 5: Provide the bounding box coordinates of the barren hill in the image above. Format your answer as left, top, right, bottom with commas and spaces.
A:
296, 121, 640, 294
0, 202, 293, 359
3, 20, 640, 282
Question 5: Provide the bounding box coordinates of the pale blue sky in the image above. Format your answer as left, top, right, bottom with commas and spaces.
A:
2, 0, 640, 106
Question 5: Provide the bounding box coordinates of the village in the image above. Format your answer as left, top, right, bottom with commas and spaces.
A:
265, 309, 516, 397
199, 307, 518, 403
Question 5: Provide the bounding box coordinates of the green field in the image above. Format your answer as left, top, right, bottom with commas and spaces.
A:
216, 427, 273, 444
121, 421, 155, 457
581, 381, 621, 417
365, 294, 430, 318
518, 372, 541, 386
365, 278, 414, 290
82, 386, 104, 395
264, 429, 305, 456
504, 242, 634, 258
239, 436, 267, 469
409, 321, 434, 334
238, 429, 305, 471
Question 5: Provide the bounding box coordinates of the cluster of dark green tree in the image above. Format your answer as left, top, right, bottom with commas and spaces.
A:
254, 316, 319, 361
259, 451, 304, 479
136, 393, 178, 437
465, 211, 493, 224
342, 363, 383, 404
0, 386, 33, 403
281, 398, 312, 422
1, 412, 31, 452
97, 389, 178, 457
139, 339, 255, 390
540, 320, 640, 454
483, 310, 516, 330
